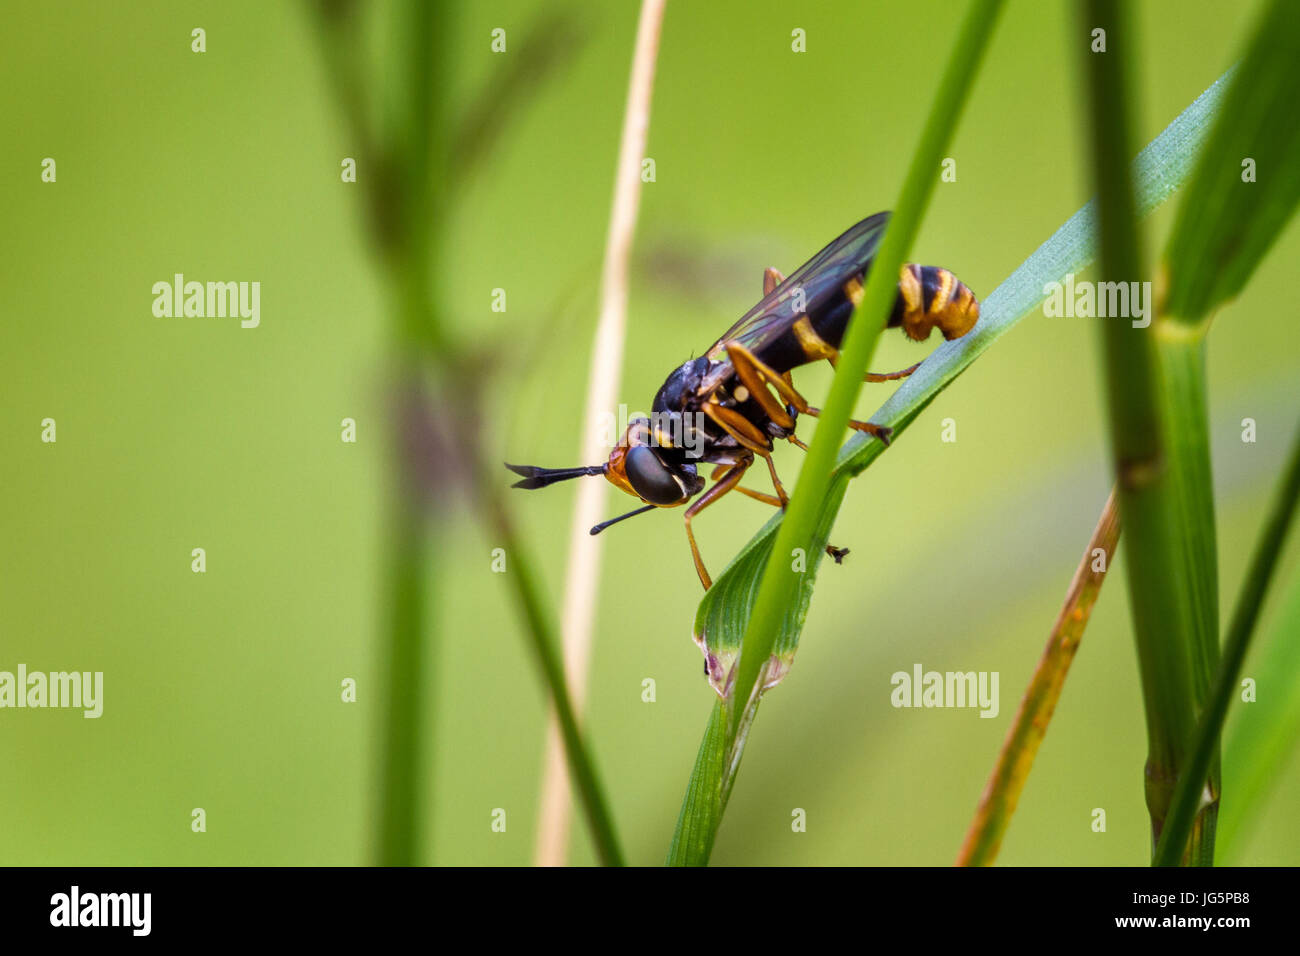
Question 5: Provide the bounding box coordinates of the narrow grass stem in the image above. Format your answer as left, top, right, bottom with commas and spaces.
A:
488, 496, 627, 867
1153, 419, 1300, 866
956, 489, 1120, 866
1081, 0, 1219, 864
534, 0, 667, 868
376, 459, 430, 866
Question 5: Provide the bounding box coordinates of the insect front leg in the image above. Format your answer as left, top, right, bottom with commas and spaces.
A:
723, 341, 808, 429
702, 402, 774, 454
684, 460, 751, 590
727, 339, 895, 447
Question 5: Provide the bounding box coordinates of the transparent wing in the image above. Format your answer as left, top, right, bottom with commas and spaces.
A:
703, 212, 891, 372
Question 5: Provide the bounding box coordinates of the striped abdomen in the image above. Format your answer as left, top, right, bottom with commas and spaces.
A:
888, 264, 980, 342
751, 262, 981, 377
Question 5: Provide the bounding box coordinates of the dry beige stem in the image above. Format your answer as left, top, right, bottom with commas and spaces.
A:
534, 0, 668, 867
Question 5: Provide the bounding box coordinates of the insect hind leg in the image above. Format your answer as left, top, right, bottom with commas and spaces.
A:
865, 362, 922, 382
803, 405, 893, 446
824, 353, 922, 384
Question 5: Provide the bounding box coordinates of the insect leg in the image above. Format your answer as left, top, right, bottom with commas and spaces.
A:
724, 342, 812, 414
684, 460, 750, 590
734, 485, 783, 507
802, 405, 893, 445
763, 267, 787, 295
728, 337, 900, 426
702, 402, 774, 454
714, 462, 784, 505
723, 343, 799, 430
837, 275, 931, 381
825, 352, 921, 382
821, 356, 925, 382
865, 362, 922, 382
726, 342, 894, 445
764, 454, 789, 506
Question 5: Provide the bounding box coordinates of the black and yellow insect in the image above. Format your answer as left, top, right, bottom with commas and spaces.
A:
507, 212, 980, 590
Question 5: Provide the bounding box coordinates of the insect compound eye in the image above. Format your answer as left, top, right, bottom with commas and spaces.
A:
625, 445, 684, 505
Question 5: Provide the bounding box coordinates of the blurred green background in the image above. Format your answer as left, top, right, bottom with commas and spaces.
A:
3, 0, 1297, 866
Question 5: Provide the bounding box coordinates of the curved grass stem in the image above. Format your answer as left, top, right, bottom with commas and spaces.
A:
956, 489, 1120, 866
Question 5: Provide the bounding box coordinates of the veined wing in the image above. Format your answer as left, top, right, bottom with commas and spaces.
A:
702, 212, 891, 386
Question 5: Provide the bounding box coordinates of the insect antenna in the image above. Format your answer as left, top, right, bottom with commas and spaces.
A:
504, 462, 606, 490
590, 504, 657, 535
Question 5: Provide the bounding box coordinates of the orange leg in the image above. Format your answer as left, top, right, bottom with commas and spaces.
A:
763, 267, 786, 296
803, 405, 893, 446
824, 355, 923, 383
865, 362, 922, 382
685, 461, 751, 590
764, 454, 789, 506
711, 341, 872, 570
734, 485, 783, 507
703, 402, 773, 455
724, 343, 798, 431
724, 342, 809, 414
711, 463, 782, 505
726, 340, 892, 445
823, 278, 926, 382
711, 463, 783, 506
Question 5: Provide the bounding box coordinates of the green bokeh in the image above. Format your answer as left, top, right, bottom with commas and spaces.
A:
2, 0, 1296, 865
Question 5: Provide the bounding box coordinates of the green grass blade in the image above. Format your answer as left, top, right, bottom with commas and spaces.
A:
1217, 562, 1300, 860
486, 498, 627, 866
667, 0, 1005, 865
1081, 0, 1223, 865
1163, 0, 1300, 323
1154, 421, 1300, 866
1126, 0, 1300, 866
669, 65, 1229, 866
377, 476, 431, 865
313, 0, 627, 866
